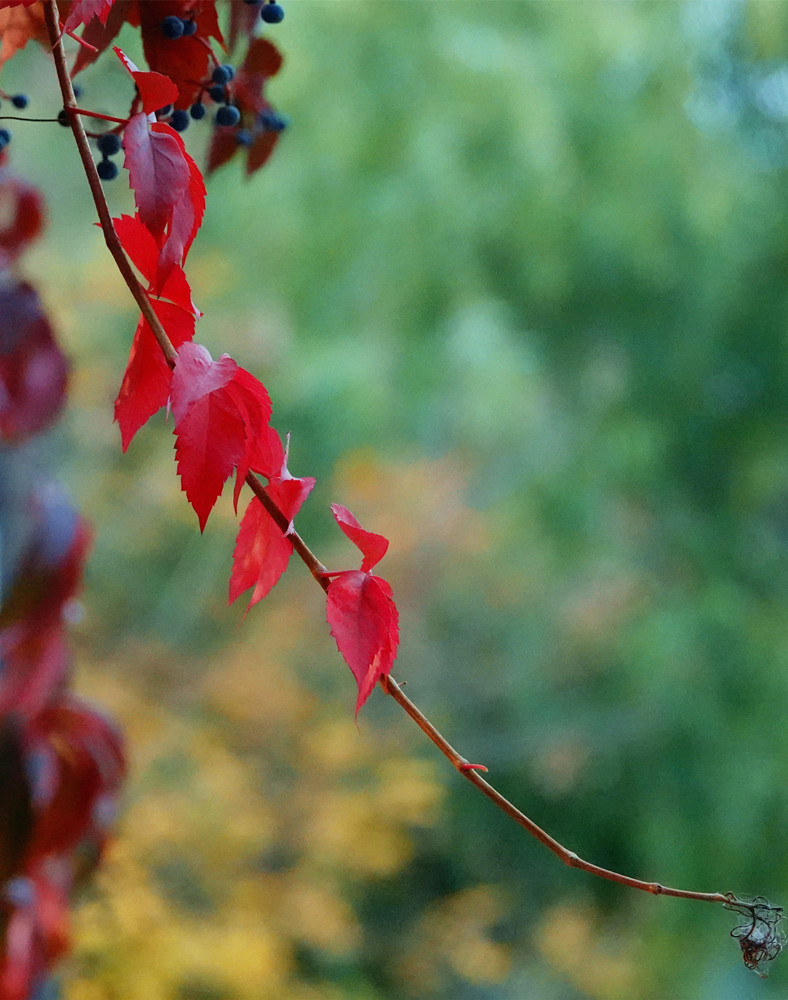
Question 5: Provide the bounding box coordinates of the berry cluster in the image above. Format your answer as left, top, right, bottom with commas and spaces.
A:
188, 63, 242, 128
160, 15, 198, 39
95, 131, 121, 181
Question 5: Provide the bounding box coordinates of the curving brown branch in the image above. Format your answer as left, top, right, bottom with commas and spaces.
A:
42, 0, 775, 931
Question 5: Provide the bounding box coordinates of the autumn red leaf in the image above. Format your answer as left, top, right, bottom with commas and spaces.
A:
63, 0, 115, 33
114, 45, 178, 115
114, 297, 196, 450
0, 280, 68, 443
122, 111, 190, 242
121, 111, 206, 289
139, 0, 223, 110
171, 342, 272, 530
230, 433, 316, 609
331, 503, 390, 573
0, 170, 45, 266
71, 0, 138, 77
326, 506, 399, 713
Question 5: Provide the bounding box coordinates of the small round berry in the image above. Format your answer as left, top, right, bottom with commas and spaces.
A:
57, 109, 71, 127
181, 18, 198, 36
236, 128, 254, 146
215, 104, 241, 127
0, 129, 10, 150
208, 84, 226, 103
11, 94, 28, 110
261, 2, 284, 23
161, 15, 184, 38
97, 132, 122, 156
96, 158, 118, 181
190, 101, 206, 120
156, 104, 173, 117
212, 64, 235, 85
171, 109, 190, 132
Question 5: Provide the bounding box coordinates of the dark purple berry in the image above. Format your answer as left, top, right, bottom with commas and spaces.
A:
236, 129, 254, 146
57, 109, 71, 127
215, 104, 241, 127
161, 15, 184, 38
96, 158, 118, 181
171, 109, 190, 132
261, 2, 284, 23
0, 129, 10, 150
181, 18, 198, 36
212, 64, 235, 85
208, 84, 226, 103
190, 102, 206, 120
97, 132, 122, 156
11, 94, 28, 110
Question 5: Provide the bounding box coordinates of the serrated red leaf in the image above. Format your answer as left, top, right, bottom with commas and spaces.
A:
63, 0, 115, 33
114, 45, 178, 115
122, 112, 190, 243
229, 497, 292, 610
172, 343, 273, 530
112, 213, 199, 314
72, 0, 138, 77
331, 503, 389, 573
154, 129, 206, 288
327, 570, 399, 714
114, 297, 195, 450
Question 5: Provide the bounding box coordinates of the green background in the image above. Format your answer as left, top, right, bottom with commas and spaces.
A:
5, 1, 788, 997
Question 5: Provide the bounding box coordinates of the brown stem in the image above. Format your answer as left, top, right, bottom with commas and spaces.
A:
44, 0, 732, 910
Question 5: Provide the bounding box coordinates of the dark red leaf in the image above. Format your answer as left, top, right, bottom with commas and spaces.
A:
72, 0, 138, 77
331, 503, 389, 573
114, 297, 195, 450
0, 169, 45, 266
63, 0, 115, 33
139, 0, 223, 110
327, 569, 399, 714
0, 280, 68, 443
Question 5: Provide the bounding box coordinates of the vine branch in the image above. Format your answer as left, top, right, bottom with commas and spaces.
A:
42, 0, 770, 924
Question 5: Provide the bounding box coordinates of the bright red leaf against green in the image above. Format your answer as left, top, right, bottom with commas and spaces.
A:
171, 342, 271, 530
326, 505, 399, 714
230, 432, 316, 610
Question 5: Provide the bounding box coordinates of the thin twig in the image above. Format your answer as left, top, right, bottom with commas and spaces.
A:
44, 0, 733, 908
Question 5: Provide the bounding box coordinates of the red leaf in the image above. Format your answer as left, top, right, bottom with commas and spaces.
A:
72, 0, 138, 77
112, 213, 199, 314
0, 169, 45, 266
122, 112, 190, 244
0, 280, 68, 443
229, 497, 292, 609
114, 297, 195, 450
171, 343, 252, 530
154, 129, 206, 288
327, 570, 399, 714
331, 503, 389, 573
63, 0, 115, 33
139, 0, 223, 110
114, 45, 178, 115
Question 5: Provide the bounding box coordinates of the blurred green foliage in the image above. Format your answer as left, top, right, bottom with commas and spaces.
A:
6, 0, 788, 997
